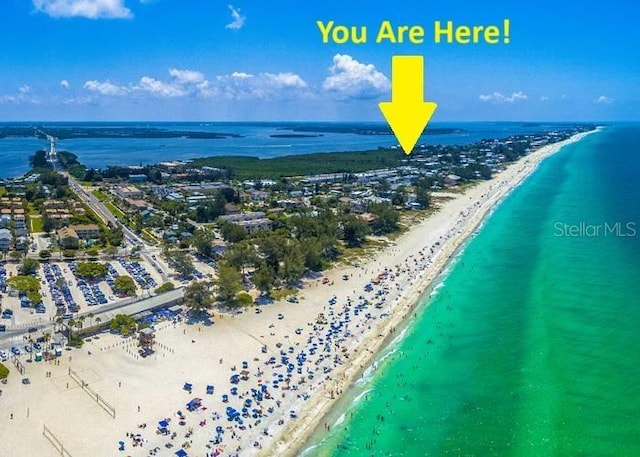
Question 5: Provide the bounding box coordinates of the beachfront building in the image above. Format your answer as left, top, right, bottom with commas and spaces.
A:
219, 211, 272, 235
444, 174, 462, 187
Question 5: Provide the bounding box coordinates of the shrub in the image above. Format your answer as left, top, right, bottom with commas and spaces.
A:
0, 362, 9, 380
155, 282, 175, 294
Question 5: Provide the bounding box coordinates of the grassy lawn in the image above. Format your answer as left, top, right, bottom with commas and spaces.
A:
104, 201, 126, 221
142, 228, 160, 244
92, 190, 111, 202
29, 215, 44, 233
271, 288, 297, 300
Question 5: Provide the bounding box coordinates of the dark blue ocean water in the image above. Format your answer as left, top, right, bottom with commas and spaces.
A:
0, 121, 577, 178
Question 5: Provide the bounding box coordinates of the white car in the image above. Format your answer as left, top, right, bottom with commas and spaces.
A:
0, 350, 7, 361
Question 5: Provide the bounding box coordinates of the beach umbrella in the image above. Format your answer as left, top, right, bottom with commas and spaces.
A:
175, 449, 188, 457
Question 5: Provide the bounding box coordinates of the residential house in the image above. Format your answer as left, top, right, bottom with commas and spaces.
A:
57, 227, 79, 248
0, 228, 12, 251
69, 224, 100, 239
114, 186, 144, 200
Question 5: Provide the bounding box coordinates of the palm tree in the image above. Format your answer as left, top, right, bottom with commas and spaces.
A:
76, 316, 85, 334
67, 318, 76, 341
43, 332, 51, 355
87, 312, 95, 329
28, 337, 34, 362
95, 316, 102, 328
55, 316, 63, 333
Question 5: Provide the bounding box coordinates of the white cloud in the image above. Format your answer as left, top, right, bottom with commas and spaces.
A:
135, 76, 186, 97
540, 95, 549, 101
83, 80, 128, 95
225, 4, 245, 30
0, 87, 39, 104
169, 68, 206, 85
594, 95, 614, 104
79, 67, 307, 101
134, 69, 214, 97
215, 71, 308, 100
60, 80, 70, 89
322, 54, 390, 100
479, 91, 528, 104
230, 72, 252, 79
32, 0, 132, 19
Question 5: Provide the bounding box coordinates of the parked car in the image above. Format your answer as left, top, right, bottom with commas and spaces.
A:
0, 350, 8, 361
10, 346, 20, 355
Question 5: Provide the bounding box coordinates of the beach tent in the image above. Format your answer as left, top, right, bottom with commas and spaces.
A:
206, 385, 214, 395
186, 398, 202, 411
183, 382, 192, 392
157, 420, 169, 435
175, 449, 188, 457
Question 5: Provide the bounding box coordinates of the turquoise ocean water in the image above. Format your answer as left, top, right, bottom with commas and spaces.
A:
303, 125, 640, 456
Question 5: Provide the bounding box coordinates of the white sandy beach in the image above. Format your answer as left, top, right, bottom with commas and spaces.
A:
0, 130, 597, 457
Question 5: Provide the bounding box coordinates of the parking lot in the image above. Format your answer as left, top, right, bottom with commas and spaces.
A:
0, 258, 164, 330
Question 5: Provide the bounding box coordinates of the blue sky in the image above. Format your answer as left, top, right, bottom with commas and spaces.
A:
0, 0, 638, 121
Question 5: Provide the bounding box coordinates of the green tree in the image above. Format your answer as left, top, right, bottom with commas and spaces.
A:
342, 216, 370, 247
20, 257, 40, 276
85, 247, 100, 259
113, 276, 137, 296
257, 233, 287, 271
29, 150, 50, 169
0, 362, 9, 380
76, 262, 108, 280
414, 179, 432, 209
370, 204, 400, 235
223, 241, 256, 274
164, 249, 195, 278
391, 191, 406, 206
216, 265, 242, 305
42, 215, 54, 235
192, 229, 215, 256
155, 282, 175, 294
9, 251, 23, 261
220, 221, 246, 243
236, 292, 253, 307
253, 263, 274, 295
281, 245, 305, 286
7, 275, 41, 304
39, 249, 51, 260
184, 281, 214, 314
109, 314, 137, 335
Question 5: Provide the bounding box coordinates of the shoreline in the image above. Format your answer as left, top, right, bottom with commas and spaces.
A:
265, 127, 601, 457
0, 128, 601, 457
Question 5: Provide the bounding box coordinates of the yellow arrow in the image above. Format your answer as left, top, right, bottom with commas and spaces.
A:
379, 55, 438, 155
